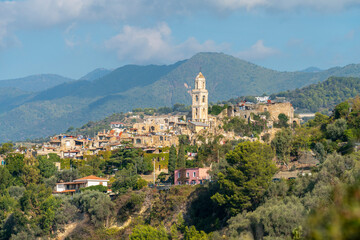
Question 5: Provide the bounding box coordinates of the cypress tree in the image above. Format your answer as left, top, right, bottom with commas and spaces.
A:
177, 144, 186, 168
168, 145, 177, 174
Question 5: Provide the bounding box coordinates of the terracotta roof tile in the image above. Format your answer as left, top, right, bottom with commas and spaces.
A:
74, 175, 108, 181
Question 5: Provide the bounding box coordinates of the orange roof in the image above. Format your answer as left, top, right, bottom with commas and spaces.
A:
53, 190, 76, 193
56, 181, 86, 185
74, 175, 108, 181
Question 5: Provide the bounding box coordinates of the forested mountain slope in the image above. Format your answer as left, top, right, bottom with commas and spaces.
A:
272, 76, 360, 112
79, 68, 112, 81
0, 74, 74, 92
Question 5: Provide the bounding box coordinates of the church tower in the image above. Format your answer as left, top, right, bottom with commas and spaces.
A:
191, 72, 208, 123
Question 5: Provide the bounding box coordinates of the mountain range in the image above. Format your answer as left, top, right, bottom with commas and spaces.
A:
0, 74, 74, 92
1, 52, 360, 142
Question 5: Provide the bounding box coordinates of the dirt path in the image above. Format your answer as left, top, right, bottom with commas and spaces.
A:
54, 215, 87, 240
109, 190, 152, 230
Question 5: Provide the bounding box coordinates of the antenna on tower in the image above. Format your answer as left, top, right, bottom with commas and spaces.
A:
199, 66, 202, 72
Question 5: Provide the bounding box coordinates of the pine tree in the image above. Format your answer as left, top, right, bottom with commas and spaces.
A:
177, 144, 186, 168
168, 145, 177, 175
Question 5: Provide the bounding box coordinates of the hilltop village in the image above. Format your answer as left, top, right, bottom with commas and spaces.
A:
32, 73, 299, 159
5, 72, 305, 186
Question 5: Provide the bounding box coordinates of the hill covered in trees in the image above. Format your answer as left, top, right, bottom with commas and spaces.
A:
0, 74, 74, 92
2, 52, 360, 142
272, 76, 360, 113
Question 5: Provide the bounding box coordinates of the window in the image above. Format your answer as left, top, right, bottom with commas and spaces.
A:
178, 181, 181, 185
178, 172, 180, 178
186, 172, 189, 178
160, 136, 163, 141
196, 95, 199, 102
192, 180, 196, 185
193, 172, 196, 177
202, 95, 205, 103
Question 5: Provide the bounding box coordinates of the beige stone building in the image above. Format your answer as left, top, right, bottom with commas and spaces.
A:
132, 134, 179, 148
188, 121, 209, 134
227, 101, 300, 126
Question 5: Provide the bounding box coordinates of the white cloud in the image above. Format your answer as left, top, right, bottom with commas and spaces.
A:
0, 0, 358, 31
105, 23, 228, 63
237, 40, 279, 60
0, 0, 359, 50
64, 38, 76, 48
208, 0, 360, 12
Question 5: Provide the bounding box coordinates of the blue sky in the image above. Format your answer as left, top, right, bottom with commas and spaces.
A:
0, 0, 360, 79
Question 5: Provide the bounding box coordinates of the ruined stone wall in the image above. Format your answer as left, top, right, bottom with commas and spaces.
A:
235, 110, 258, 120
256, 102, 295, 122
133, 123, 164, 134
132, 134, 178, 148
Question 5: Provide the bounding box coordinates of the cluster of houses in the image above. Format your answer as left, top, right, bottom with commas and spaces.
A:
2, 72, 310, 194
36, 116, 210, 160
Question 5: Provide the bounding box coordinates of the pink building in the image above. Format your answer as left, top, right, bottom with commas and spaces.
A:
174, 167, 211, 185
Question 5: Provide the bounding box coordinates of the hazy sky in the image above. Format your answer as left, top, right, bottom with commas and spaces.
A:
0, 0, 360, 79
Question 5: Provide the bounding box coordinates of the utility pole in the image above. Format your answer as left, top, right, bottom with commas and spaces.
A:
153, 160, 156, 185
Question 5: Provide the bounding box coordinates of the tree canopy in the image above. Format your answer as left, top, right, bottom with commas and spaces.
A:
212, 141, 276, 216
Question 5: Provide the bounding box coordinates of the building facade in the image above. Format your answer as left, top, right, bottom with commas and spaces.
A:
54, 175, 109, 194
174, 167, 211, 185
191, 72, 208, 123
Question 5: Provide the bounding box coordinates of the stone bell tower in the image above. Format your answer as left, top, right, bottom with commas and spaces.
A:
191, 72, 208, 123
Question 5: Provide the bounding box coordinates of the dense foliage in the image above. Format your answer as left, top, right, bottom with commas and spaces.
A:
212, 141, 276, 216
222, 114, 268, 138
272, 76, 360, 112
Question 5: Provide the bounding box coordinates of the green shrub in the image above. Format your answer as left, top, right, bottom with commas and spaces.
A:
81, 185, 108, 192
134, 178, 148, 190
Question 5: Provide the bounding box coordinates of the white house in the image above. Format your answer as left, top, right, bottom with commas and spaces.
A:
110, 122, 125, 129
255, 96, 270, 103
54, 175, 109, 194
73, 175, 109, 187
